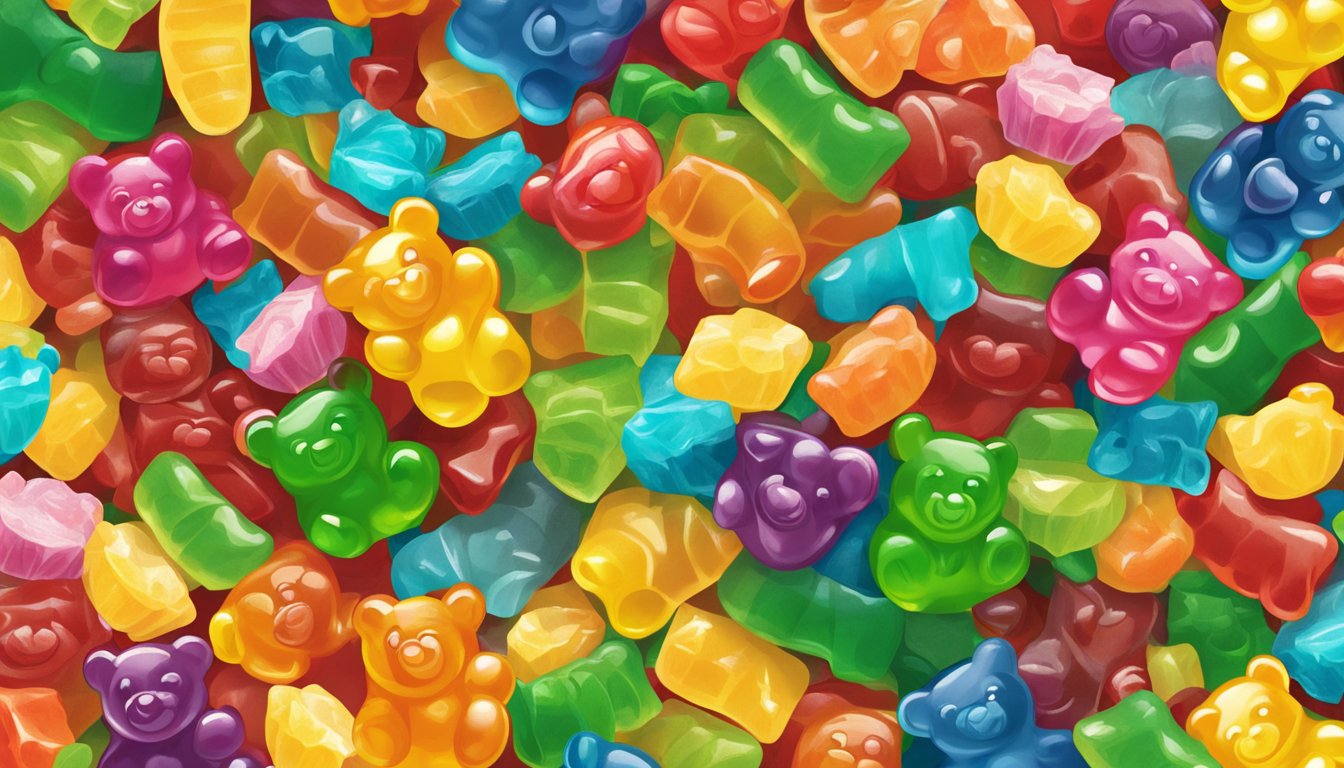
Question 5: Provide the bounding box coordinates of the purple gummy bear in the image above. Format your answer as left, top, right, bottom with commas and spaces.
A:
85, 636, 265, 768
713, 415, 879, 570
1104, 0, 1219, 75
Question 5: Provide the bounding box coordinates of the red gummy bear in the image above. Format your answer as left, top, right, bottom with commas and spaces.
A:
886, 90, 1010, 201
1064, 126, 1188, 256
973, 581, 1050, 654
660, 0, 797, 86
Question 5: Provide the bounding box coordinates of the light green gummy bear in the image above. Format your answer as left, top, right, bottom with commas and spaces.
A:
67, 0, 158, 49
0, 102, 105, 232
476, 213, 582, 313
1074, 690, 1218, 767
581, 220, 675, 364
622, 699, 762, 768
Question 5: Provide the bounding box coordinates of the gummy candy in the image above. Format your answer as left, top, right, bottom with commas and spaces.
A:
1217, 0, 1344, 122
329, 99, 446, 216
1089, 396, 1218, 494
622, 698, 763, 768
0, 472, 101, 581
976, 155, 1100, 269
252, 19, 372, 117
675, 308, 812, 414
997, 45, 1124, 165
159, 0, 252, 136
804, 0, 944, 97
1208, 383, 1344, 500
426, 130, 541, 241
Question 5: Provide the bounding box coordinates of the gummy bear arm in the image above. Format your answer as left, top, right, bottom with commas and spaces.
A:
385, 441, 440, 504
1046, 269, 1111, 337
194, 707, 246, 759
463, 651, 515, 701
355, 696, 412, 766
1034, 729, 1085, 767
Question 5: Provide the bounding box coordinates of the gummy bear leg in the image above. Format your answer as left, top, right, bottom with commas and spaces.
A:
307, 513, 372, 558
982, 527, 1029, 589
95, 248, 153, 306
415, 380, 488, 428
872, 534, 933, 606
453, 697, 510, 768
463, 652, 515, 701
1218, 48, 1293, 120
200, 223, 253, 282
355, 698, 411, 767
194, 709, 245, 760
145, 757, 184, 768
1088, 342, 1171, 405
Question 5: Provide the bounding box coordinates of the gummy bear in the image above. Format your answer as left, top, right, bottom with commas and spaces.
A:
1073, 689, 1218, 768
871, 414, 1029, 613
803, 0, 944, 97
916, 0, 1036, 84
325, 197, 530, 428
1104, 0, 1218, 74
416, 8, 519, 139
1089, 396, 1218, 494
1167, 570, 1277, 690
1110, 67, 1243, 190
252, 18, 372, 117
563, 732, 659, 768
887, 91, 1010, 202
779, 685, 901, 768
265, 684, 358, 768
1275, 577, 1344, 706
158, 0, 252, 135
675, 308, 812, 414
0, 325, 60, 464
975, 155, 1101, 269
1208, 383, 1344, 500
1092, 483, 1193, 594
329, 99, 446, 215
898, 638, 1086, 768
1048, 206, 1243, 404
352, 585, 514, 768
243, 358, 439, 558
427, 130, 541, 241
1063, 126, 1188, 256
659, 0, 796, 86
101, 298, 213, 403
1217, 0, 1344, 122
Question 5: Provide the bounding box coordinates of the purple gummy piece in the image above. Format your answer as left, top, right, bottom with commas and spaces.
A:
1105, 0, 1219, 75
713, 415, 879, 570
84, 636, 264, 768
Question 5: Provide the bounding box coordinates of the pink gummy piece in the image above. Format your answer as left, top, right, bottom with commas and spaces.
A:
236, 275, 349, 393
1171, 41, 1217, 76
0, 472, 103, 580
997, 45, 1126, 165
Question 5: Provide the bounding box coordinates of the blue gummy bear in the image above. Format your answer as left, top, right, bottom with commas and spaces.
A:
813, 445, 895, 597
1190, 89, 1344, 280
0, 342, 59, 464
898, 639, 1086, 768
810, 206, 979, 323
252, 18, 372, 117
621, 354, 736, 501
424, 131, 541, 240
389, 462, 591, 616
330, 99, 447, 216
1110, 68, 1242, 189
563, 732, 659, 768
445, 0, 646, 126
191, 260, 283, 369
1087, 395, 1218, 494
1275, 578, 1344, 704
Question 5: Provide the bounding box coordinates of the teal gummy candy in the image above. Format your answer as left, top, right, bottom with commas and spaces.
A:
1111, 67, 1242, 189
425, 130, 541, 240
329, 98, 446, 215
475, 214, 583, 313
192, 260, 283, 369
252, 18, 371, 117
0, 102, 103, 232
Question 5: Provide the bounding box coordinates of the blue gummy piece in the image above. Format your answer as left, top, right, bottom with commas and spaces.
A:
0, 343, 58, 459
192, 260, 283, 369
1275, 578, 1344, 704
330, 99, 447, 216
814, 446, 896, 597
1087, 395, 1218, 494
424, 131, 541, 240
563, 732, 659, 768
252, 18, 372, 117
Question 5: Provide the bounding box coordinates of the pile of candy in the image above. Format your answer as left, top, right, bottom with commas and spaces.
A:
8, 0, 1344, 765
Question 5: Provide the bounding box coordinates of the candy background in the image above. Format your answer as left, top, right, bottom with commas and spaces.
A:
3, 0, 1344, 765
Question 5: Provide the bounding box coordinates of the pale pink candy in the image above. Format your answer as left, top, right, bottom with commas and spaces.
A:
997, 45, 1125, 164
0, 471, 103, 580
1171, 41, 1218, 76
237, 275, 348, 393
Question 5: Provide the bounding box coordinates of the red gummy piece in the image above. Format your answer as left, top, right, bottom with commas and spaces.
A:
886, 90, 1010, 201
1064, 126, 1188, 255
973, 581, 1051, 654
660, 0, 796, 86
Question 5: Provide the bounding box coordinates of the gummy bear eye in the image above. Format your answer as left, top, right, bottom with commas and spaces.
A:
1137, 249, 1153, 262
964, 478, 981, 492
119, 678, 132, 692
1257, 707, 1270, 718
330, 421, 343, 433
151, 182, 165, 192
111, 190, 131, 205
402, 248, 418, 264
161, 673, 181, 686
387, 630, 401, 648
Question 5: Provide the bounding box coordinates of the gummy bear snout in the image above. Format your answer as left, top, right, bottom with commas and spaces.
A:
120, 196, 173, 237
126, 691, 177, 733
954, 699, 1008, 741
1131, 267, 1179, 306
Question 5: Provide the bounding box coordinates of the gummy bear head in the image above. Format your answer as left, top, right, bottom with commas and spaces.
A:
898, 639, 1033, 759
69, 134, 197, 240
243, 358, 385, 489
796, 710, 903, 768
944, 288, 1056, 398
1186, 656, 1306, 766
889, 414, 1016, 543
101, 299, 212, 403
354, 584, 485, 698
0, 331, 59, 457
1279, 90, 1344, 189
324, 198, 450, 331
1109, 206, 1242, 331
0, 579, 108, 684
84, 636, 213, 743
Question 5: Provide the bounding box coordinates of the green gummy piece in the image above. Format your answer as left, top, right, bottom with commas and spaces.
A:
1075, 691, 1218, 767
893, 611, 983, 696
610, 64, 733, 157
582, 220, 675, 364
236, 111, 322, 179
1174, 252, 1319, 415
776, 341, 830, 422
969, 231, 1065, 302
1168, 570, 1275, 688
99, 503, 135, 525
67, 0, 157, 49
623, 699, 762, 768
1050, 547, 1099, 583
718, 554, 903, 687
0, 102, 104, 232
508, 639, 662, 768
669, 112, 803, 203
739, 40, 910, 203
1004, 408, 1125, 557
476, 213, 582, 313
53, 743, 93, 768
133, 451, 275, 590
76, 719, 109, 761
524, 356, 643, 503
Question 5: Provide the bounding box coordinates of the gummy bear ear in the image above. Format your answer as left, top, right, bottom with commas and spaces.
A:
68, 155, 110, 208
442, 583, 486, 632
1246, 656, 1291, 690
389, 198, 440, 235
327, 358, 373, 397
1127, 206, 1174, 240
897, 690, 933, 739
972, 638, 1017, 674
84, 650, 117, 691
242, 412, 278, 469
172, 636, 214, 675
355, 596, 396, 636
889, 414, 934, 461
1185, 704, 1218, 736
322, 267, 360, 311
984, 438, 1018, 478
149, 133, 193, 180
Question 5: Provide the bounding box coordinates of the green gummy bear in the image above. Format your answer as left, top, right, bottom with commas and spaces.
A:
235, 110, 323, 179
1004, 408, 1125, 557
1074, 691, 1219, 767
524, 356, 643, 503
581, 220, 675, 364
0, 0, 162, 141
669, 112, 804, 204
476, 213, 582, 313
622, 699, 762, 768
717, 554, 904, 688
508, 639, 663, 768
0, 101, 104, 232
67, 0, 157, 49
133, 451, 275, 591
1168, 570, 1276, 688
871, 414, 1028, 613
738, 40, 910, 203
1173, 252, 1319, 415
609, 64, 733, 157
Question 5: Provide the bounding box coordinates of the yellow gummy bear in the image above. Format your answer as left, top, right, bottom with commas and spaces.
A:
25, 340, 120, 481
506, 584, 606, 683
328, 0, 429, 26
654, 604, 809, 744
82, 522, 195, 641
0, 237, 44, 327
571, 487, 742, 639
975, 155, 1100, 268
1218, 0, 1344, 122
266, 684, 358, 768
1147, 643, 1204, 701
159, 0, 252, 135
1208, 382, 1344, 500
324, 198, 530, 428
674, 308, 813, 414
416, 9, 519, 139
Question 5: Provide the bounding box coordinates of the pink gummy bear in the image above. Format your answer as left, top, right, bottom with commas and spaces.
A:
1047, 206, 1243, 404
0, 472, 102, 581
236, 275, 349, 393
68, 133, 253, 308
997, 45, 1125, 165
